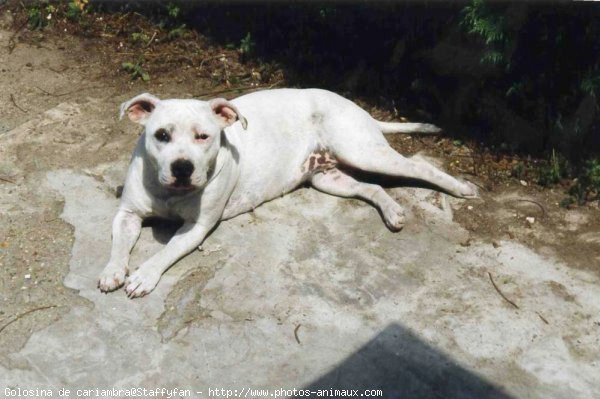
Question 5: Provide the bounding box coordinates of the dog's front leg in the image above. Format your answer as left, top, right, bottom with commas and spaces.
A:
123, 221, 213, 298
98, 209, 142, 292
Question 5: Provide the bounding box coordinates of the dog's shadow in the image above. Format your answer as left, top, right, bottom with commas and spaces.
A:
142, 217, 183, 244
116, 186, 185, 244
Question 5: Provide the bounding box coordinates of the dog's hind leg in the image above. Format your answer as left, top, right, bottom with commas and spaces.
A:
310, 168, 405, 231
322, 109, 476, 198
334, 141, 476, 198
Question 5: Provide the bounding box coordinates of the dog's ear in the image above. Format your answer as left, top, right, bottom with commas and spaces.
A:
209, 98, 248, 130
119, 93, 161, 125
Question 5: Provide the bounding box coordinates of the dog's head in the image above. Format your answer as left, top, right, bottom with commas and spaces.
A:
120, 93, 247, 192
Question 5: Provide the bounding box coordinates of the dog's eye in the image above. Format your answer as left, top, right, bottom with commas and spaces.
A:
195, 133, 210, 141
154, 129, 170, 143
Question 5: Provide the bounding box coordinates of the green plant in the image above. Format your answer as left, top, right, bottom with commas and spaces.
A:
59, 0, 87, 21
167, 3, 180, 19
122, 60, 150, 82
461, 0, 506, 65
581, 70, 600, 98
538, 149, 565, 186
131, 32, 150, 44
481, 50, 504, 66
559, 159, 600, 206
27, 1, 56, 30
159, 2, 182, 29
239, 32, 256, 57
27, 8, 43, 29
511, 161, 525, 179
579, 158, 600, 199
168, 24, 187, 40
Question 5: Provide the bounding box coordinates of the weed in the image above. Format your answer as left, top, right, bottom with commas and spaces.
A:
577, 158, 600, 200
160, 2, 183, 30
481, 50, 504, 66
239, 32, 256, 57
122, 60, 150, 82
168, 24, 187, 40
511, 161, 525, 179
27, 5, 46, 30
131, 32, 150, 44
581, 70, 600, 98
559, 158, 600, 206
167, 3, 180, 20
461, 0, 506, 66
66, 0, 86, 21
538, 150, 565, 187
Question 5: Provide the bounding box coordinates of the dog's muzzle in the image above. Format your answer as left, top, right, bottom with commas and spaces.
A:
170, 159, 194, 188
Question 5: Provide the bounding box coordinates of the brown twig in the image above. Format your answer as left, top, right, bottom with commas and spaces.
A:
48, 66, 69, 73
294, 324, 301, 344
116, 11, 131, 22
536, 312, 549, 325
145, 31, 157, 48
0, 305, 59, 334
488, 272, 519, 309
9, 94, 26, 112
33, 86, 53, 95
0, 176, 16, 184
34, 85, 109, 97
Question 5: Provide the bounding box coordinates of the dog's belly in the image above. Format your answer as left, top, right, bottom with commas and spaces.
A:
221, 149, 338, 220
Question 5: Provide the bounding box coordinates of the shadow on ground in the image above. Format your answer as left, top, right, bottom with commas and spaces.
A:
299, 323, 513, 399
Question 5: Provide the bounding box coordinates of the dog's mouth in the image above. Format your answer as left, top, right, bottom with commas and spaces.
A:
166, 179, 197, 192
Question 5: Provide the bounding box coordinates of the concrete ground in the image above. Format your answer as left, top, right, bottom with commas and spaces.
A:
1, 19, 600, 399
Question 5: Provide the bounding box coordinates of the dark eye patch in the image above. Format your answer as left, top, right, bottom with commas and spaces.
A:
154, 128, 170, 143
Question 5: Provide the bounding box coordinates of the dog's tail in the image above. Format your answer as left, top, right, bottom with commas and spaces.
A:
376, 121, 442, 134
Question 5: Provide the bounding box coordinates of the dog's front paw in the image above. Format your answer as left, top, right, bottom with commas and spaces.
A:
98, 263, 128, 293
124, 269, 161, 299
382, 202, 406, 232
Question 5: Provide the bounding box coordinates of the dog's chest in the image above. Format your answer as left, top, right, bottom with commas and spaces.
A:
150, 194, 200, 221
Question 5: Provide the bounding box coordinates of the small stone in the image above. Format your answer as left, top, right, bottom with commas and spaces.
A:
520, 180, 528, 186
492, 241, 500, 248
467, 205, 473, 210
526, 216, 535, 224
24, 274, 31, 279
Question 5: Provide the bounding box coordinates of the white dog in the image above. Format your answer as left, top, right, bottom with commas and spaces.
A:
98, 88, 476, 298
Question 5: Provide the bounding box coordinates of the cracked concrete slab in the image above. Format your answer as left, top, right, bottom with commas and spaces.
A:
2, 151, 600, 397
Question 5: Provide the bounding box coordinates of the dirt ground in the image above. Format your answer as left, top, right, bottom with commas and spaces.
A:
1, 5, 600, 398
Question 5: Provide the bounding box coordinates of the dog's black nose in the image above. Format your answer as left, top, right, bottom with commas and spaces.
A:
171, 159, 194, 180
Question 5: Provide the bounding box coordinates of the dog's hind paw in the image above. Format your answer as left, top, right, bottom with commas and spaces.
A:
460, 181, 480, 199
98, 265, 127, 292
382, 202, 406, 232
